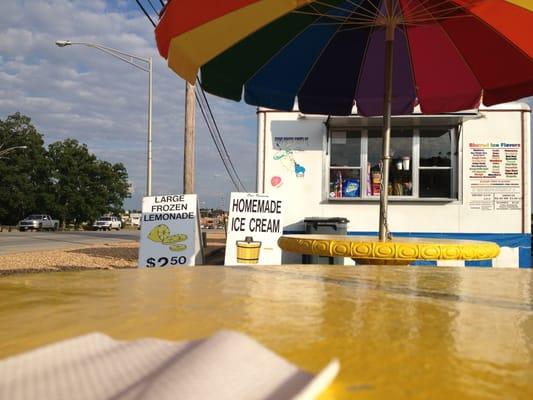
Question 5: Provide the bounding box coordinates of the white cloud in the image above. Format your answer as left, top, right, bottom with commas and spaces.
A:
0, 0, 257, 209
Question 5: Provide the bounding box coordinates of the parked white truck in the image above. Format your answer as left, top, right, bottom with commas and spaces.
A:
18, 214, 59, 231
93, 216, 122, 231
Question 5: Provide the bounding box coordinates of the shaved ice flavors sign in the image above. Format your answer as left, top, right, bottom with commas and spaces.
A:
225, 193, 283, 266
467, 142, 521, 211
139, 194, 201, 267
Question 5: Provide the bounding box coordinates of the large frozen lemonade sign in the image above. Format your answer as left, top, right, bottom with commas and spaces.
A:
139, 194, 202, 267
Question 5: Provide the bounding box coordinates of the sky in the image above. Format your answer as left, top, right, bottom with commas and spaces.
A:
0, 0, 258, 210
1, 1, 531, 211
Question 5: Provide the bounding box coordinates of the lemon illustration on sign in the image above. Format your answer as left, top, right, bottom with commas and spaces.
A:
147, 224, 188, 251
169, 244, 187, 252
163, 234, 188, 244
148, 224, 171, 242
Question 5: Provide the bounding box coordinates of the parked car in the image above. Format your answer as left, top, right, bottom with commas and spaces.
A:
93, 216, 122, 231
18, 214, 59, 232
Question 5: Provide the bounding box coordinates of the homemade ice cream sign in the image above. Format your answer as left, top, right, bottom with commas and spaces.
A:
138, 194, 202, 267
225, 193, 283, 266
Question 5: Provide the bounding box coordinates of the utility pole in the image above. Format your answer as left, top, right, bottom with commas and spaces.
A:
146, 57, 153, 196
183, 81, 195, 193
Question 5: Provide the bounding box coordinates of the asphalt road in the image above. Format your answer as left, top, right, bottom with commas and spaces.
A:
0, 230, 140, 255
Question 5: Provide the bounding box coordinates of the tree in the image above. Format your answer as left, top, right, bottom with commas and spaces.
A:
0, 113, 52, 225
47, 139, 130, 227
0, 113, 130, 227
94, 161, 130, 218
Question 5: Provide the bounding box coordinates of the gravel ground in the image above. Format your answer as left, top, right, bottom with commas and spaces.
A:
0, 242, 139, 275
0, 234, 227, 276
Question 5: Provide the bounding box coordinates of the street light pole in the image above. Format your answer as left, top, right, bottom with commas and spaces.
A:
55, 40, 153, 196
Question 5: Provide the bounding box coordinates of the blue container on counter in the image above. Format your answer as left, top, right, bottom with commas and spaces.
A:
342, 178, 360, 197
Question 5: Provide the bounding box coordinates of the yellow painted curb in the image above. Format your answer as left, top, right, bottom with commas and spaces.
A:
277, 235, 501, 265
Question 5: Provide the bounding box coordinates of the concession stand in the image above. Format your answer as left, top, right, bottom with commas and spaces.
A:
257, 102, 531, 267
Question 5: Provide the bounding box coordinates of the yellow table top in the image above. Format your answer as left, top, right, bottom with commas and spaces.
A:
1, 265, 532, 399
278, 235, 501, 264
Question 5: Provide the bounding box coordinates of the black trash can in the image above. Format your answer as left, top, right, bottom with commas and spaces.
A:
302, 217, 349, 265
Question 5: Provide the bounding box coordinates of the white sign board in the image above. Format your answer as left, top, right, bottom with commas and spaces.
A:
467, 142, 521, 211
224, 192, 283, 266
138, 194, 201, 267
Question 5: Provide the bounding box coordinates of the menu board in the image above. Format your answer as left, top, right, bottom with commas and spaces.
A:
468, 142, 521, 211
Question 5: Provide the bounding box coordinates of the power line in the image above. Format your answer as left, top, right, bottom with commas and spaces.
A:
194, 88, 243, 191
158, 0, 169, 17
197, 81, 247, 191
134, 0, 248, 192
134, 0, 156, 27
145, 0, 159, 15
194, 85, 243, 191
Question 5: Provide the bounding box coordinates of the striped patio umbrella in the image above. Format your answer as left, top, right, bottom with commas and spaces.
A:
155, 0, 533, 240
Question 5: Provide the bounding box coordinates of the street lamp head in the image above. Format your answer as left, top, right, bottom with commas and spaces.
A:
0, 145, 28, 159
55, 40, 72, 47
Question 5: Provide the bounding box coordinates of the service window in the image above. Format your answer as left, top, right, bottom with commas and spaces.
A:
368, 129, 413, 197
419, 128, 455, 198
328, 126, 458, 200
329, 131, 361, 198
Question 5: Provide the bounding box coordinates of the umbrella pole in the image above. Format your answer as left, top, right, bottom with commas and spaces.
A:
378, 10, 396, 242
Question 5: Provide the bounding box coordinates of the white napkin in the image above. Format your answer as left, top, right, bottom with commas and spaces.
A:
0, 331, 339, 400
